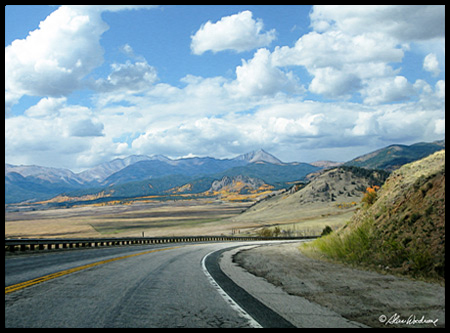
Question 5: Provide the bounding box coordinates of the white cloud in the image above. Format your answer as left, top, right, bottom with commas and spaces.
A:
362, 76, 415, 105
94, 60, 158, 92
4, 5, 445, 169
310, 5, 445, 41
5, 6, 107, 99
5, 115, 91, 168
308, 67, 361, 99
66, 5, 159, 13
25, 97, 66, 118
191, 10, 276, 54
69, 118, 104, 137
434, 119, 445, 135
272, 29, 405, 101
127, 92, 444, 162
5, 5, 158, 108
225, 48, 303, 98
271, 5, 445, 102
349, 112, 380, 136
273, 30, 403, 69
435, 80, 445, 99
5, 95, 108, 168
423, 53, 441, 77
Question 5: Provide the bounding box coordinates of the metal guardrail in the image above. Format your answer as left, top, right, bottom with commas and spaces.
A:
4, 235, 318, 252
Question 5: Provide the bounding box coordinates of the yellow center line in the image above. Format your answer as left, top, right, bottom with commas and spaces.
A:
5, 246, 181, 294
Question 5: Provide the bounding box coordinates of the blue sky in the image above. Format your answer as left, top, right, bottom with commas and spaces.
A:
5, 5, 445, 171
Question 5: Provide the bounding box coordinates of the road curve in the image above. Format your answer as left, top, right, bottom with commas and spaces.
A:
5, 241, 293, 328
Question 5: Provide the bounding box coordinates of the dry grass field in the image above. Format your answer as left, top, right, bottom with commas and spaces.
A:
5, 197, 353, 239
5, 199, 256, 239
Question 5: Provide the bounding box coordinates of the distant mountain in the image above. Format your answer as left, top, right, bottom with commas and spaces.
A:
4, 149, 285, 204
76, 155, 153, 183
5, 164, 82, 185
211, 162, 319, 186
345, 140, 445, 171
60, 161, 321, 203
101, 157, 248, 186
233, 149, 283, 164
5, 167, 84, 204
5, 141, 445, 204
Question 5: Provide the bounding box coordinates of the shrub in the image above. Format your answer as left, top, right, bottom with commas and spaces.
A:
321, 225, 333, 236
361, 185, 380, 207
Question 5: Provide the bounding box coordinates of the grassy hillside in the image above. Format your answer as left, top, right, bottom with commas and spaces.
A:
230, 166, 388, 235
303, 150, 445, 283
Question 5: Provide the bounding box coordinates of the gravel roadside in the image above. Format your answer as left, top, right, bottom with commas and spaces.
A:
233, 242, 445, 328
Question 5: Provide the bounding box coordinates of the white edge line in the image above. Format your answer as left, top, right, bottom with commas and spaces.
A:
201, 250, 263, 328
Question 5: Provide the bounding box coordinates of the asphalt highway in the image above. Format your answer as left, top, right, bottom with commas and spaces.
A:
5, 241, 293, 328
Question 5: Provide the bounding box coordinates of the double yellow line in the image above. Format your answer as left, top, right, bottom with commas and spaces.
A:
5, 246, 180, 294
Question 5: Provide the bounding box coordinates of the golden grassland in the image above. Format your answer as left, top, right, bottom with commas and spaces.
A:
5, 194, 345, 239
5, 177, 361, 239
5, 198, 259, 239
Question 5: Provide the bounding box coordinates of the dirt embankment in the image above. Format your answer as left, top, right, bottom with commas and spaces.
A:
234, 242, 445, 328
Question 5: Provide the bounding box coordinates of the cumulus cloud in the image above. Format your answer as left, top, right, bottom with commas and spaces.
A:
5, 5, 158, 108
94, 60, 159, 92
128, 87, 444, 162
272, 5, 445, 102
362, 76, 415, 105
6, 95, 107, 168
310, 5, 445, 41
69, 118, 104, 137
308, 67, 361, 99
423, 53, 441, 77
225, 48, 302, 98
24, 96, 66, 118
5, 5, 445, 169
191, 10, 276, 54
5, 6, 107, 99
271, 30, 405, 101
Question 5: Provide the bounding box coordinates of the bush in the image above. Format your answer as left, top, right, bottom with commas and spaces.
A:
257, 226, 281, 237
321, 225, 333, 236
361, 185, 379, 207
307, 215, 375, 264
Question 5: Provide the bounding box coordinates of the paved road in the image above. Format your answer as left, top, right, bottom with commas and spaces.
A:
5, 242, 291, 328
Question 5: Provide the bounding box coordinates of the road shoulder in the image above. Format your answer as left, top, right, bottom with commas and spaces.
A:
219, 244, 367, 328
227, 242, 445, 328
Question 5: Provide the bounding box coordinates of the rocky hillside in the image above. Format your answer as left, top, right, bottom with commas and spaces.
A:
232, 166, 389, 226
306, 150, 445, 282
203, 175, 276, 202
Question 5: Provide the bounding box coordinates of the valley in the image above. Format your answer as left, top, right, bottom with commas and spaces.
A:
5, 199, 254, 239
5, 141, 445, 240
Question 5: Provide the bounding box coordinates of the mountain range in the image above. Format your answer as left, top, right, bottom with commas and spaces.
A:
5, 149, 318, 204
5, 141, 445, 205
344, 140, 445, 171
